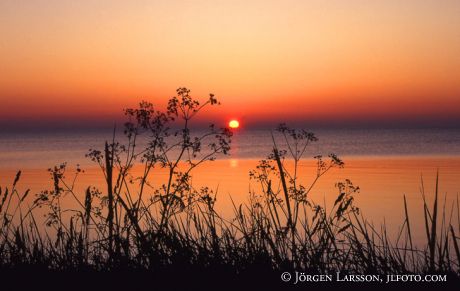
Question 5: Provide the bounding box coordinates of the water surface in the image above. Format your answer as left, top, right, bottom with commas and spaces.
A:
1, 128, 459, 245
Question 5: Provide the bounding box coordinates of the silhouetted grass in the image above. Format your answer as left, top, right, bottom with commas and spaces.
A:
0, 89, 459, 289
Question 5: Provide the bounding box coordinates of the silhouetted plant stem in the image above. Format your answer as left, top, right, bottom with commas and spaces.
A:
428, 172, 439, 271
105, 141, 114, 259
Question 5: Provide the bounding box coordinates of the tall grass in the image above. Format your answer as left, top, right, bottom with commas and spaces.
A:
0, 88, 459, 284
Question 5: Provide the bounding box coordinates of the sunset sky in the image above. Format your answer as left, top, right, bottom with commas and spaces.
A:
1, 0, 459, 129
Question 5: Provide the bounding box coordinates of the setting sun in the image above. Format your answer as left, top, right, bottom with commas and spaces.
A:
229, 120, 240, 129
1, 1, 460, 286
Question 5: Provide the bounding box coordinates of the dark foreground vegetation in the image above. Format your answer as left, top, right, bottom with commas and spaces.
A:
1, 89, 459, 289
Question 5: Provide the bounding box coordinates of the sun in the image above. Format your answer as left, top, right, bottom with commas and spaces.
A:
229, 119, 240, 129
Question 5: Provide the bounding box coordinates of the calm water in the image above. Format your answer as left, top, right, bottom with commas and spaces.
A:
1, 128, 460, 170
0, 128, 459, 245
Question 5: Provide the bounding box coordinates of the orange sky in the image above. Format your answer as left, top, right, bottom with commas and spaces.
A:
1, 0, 459, 129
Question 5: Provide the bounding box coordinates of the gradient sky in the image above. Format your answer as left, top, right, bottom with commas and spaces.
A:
1, 0, 460, 129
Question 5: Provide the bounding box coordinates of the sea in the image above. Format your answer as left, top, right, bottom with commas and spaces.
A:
0, 127, 459, 245
1, 127, 459, 169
